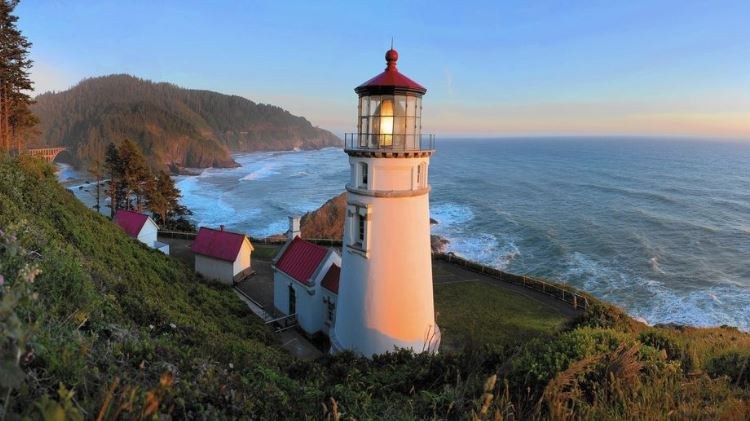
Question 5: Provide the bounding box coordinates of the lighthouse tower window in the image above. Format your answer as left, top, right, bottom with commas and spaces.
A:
359, 162, 368, 188
358, 215, 366, 244
347, 204, 369, 253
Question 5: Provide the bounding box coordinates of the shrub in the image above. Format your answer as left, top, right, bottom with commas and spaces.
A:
707, 350, 750, 387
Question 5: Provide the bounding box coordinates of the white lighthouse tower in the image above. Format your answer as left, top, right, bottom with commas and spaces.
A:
330, 48, 440, 356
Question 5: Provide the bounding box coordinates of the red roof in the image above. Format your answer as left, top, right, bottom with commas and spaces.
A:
114, 210, 151, 238
191, 227, 251, 262
355, 49, 426, 95
321, 264, 341, 294
275, 237, 328, 286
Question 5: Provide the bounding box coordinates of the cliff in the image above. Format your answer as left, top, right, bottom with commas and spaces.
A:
2, 157, 748, 419
30, 74, 341, 171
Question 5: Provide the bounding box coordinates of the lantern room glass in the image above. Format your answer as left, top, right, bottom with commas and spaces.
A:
357, 94, 422, 150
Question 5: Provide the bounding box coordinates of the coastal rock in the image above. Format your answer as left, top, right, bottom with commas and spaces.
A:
296, 192, 450, 253
431, 235, 449, 253
300, 192, 347, 240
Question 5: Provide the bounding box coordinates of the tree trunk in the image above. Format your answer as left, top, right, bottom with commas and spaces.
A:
0, 83, 6, 151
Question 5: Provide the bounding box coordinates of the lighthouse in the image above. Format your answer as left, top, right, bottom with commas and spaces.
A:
330, 48, 440, 356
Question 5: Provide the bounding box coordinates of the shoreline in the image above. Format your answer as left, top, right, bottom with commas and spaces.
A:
57, 144, 750, 332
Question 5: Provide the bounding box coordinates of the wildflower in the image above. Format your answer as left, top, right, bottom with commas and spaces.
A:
229, 363, 234, 369
149, 324, 155, 330
169, 323, 176, 329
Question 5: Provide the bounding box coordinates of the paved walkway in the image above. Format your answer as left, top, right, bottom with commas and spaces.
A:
432, 259, 580, 318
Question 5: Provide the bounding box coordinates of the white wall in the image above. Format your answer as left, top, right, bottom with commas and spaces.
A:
137, 218, 159, 249
272, 271, 318, 334
333, 155, 440, 356
232, 239, 253, 276
195, 254, 235, 284
349, 156, 429, 192
272, 250, 342, 337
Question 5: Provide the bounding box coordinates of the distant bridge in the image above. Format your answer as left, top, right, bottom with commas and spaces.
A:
24, 147, 68, 163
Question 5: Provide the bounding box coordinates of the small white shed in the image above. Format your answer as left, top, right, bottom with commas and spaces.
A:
191, 226, 254, 284
114, 210, 169, 254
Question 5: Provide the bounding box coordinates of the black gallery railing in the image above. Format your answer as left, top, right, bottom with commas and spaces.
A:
344, 133, 435, 152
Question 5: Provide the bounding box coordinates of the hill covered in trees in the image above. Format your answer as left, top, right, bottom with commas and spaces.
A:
2, 156, 749, 419
30, 74, 340, 171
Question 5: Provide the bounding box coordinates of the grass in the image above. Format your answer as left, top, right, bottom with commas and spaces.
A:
435, 280, 571, 350
253, 244, 281, 259
2, 156, 750, 419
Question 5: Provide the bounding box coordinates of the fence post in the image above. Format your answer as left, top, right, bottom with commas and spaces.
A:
573, 294, 578, 309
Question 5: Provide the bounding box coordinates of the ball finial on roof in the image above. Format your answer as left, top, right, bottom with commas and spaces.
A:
385, 48, 398, 69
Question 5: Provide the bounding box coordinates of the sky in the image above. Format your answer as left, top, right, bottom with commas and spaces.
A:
16, 0, 750, 139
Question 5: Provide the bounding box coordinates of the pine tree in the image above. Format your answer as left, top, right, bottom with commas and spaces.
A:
147, 170, 181, 226
0, 0, 36, 153
117, 139, 151, 212
79, 139, 106, 212
104, 142, 124, 217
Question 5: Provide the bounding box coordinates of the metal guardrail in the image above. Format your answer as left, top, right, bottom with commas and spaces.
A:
344, 133, 434, 152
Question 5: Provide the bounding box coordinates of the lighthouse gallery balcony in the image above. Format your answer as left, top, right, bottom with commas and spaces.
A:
344, 133, 435, 153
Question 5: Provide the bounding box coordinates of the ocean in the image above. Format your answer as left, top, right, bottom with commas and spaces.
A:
58, 138, 750, 330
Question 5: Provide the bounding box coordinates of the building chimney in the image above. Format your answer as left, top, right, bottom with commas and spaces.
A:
220, 225, 225, 232
288, 216, 300, 240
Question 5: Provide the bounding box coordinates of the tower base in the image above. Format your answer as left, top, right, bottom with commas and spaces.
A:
329, 324, 441, 357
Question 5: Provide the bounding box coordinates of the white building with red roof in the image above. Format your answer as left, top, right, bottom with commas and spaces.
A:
191, 225, 254, 284
114, 210, 169, 255
273, 218, 342, 337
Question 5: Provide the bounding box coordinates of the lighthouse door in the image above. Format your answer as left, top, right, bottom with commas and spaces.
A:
288, 286, 296, 315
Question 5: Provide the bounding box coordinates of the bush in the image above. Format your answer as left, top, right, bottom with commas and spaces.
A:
707, 350, 750, 387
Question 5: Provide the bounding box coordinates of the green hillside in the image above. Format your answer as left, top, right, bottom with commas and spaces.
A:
1, 156, 749, 419
30, 75, 341, 171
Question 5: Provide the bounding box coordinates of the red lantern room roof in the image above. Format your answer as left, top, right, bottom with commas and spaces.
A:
355, 48, 426, 96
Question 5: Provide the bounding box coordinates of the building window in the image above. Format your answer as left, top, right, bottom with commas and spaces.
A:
359, 162, 368, 187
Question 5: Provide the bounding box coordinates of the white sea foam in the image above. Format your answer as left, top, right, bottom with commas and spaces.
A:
564, 251, 750, 330
240, 163, 278, 181
430, 202, 474, 226
649, 256, 664, 274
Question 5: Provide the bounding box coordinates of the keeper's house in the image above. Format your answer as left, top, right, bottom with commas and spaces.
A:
273, 233, 342, 337
191, 226, 254, 284
114, 210, 170, 255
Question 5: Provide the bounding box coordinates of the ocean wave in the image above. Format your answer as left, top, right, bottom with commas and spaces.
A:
563, 252, 750, 330
430, 202, 475, 227
445, 233, 521, 270
240, 163, 278, 181
578, 183, 679, 206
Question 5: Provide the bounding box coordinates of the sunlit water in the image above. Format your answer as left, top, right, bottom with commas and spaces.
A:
58, 138, 750, 330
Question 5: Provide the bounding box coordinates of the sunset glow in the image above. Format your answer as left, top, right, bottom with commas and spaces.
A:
17, 1, 750, 139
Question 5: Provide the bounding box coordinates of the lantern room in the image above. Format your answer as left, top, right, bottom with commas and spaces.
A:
346, 49, 434, 152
